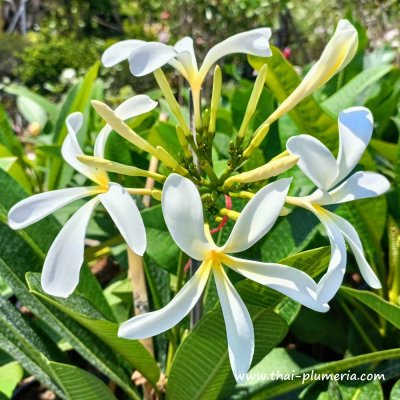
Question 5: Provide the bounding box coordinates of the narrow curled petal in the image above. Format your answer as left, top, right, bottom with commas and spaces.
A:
162, 174, 213, 260
312, 209, 347, 304
336, 107, 373, 183
41, 197, 99, 297
224, 179, 291, 254
118, 261, 211, 339
128, 42, 177, 76
199, 28, 271, 83
98, 183, 146, 256
267, 20, 358, 124
94, 95, 158, 158
287, 135, 339, 190
213, 263, 254, 382
222, 255, 328, 312
329, 213, 381, 288
63, 113, 109, 185
102, 39, 145, 67
323, 171, 390, 205
8, 186, 101, 230
173, 36, 198, 73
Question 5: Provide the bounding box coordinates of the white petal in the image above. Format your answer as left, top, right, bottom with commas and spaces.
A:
118, 261, 211, 339
98, 183, 146, 256
102, 39, 145, 67
94, 95, 158, 158
8, 186, 101, 230
313, 209, 347, 304
287, 134, 339, 190
62, 113, 108, 185
323, 171, 390, 205
213, 263, 254, 382
199, 28, 271, 83
336, 107, 374, 183
41, 197, 99, 297
329, 212, 381, 288
223, 179, 291, 254
128, 42, 177, 76
267, 20, 358, 124
222, 255, 328, 312
173, 36, 198, 74
162, 174, 213, 260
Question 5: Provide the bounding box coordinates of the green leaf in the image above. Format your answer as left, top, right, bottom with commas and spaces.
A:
0, 156, 17, 171
49, 362, 118, 400
0, 361, 23, 397
241, 348, 400, 399
259, 208, 320, 262
322, 65, 393, 115
239, 347, 315, 390
0, 105, 23, 158
338, 196, 387, 280
0, 170, 140, 398
0, 168, 112, 318
391, 379, 400, 399
27, 272, 161, 386
336, 379, 383, 400
0, 144, 31, 193
48, 62, 100, 189
341, 287, 400, 329
370, 139, 398, 163
0, 221, 139, 399
248, 48, 337, 149
4, 85, 58, 122
0, 297, 63, 397
167, 308, 288, 400
142, 205, 180, 272
147, 122, 181, 158
16, 96, 48, 129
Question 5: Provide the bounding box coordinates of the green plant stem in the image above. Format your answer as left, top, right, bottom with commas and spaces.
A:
339, 298, 378, 353
176, 251, 187, 294
341, 292, 383, 335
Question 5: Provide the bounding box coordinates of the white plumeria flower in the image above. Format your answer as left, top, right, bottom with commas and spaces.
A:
102, 29, 271, 91
8, 95, 157, 298
286, 106, 390, 304
119, 174, 327, 382
265, 19, 358, 125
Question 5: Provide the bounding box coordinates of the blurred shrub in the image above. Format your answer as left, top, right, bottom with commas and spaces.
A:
17, 34, 101, 89
0, 34, 28, 80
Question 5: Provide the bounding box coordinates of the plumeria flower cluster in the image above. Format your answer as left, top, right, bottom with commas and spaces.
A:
8, 19, 390, 382
286, 107, 390, 303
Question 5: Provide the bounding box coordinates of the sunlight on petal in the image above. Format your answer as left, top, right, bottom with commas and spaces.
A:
313, 209, 348, 304
128, 42, 177, 76
329, 213, 381, 289
287, 134, 339, 190
102, 39, 145, 67
118, 260, 211, 339
99, 183, 146, 256
199, 28, 271, 85
336, 107, 374, 183
213, 263, 254, 382
324, 171, 390, 205
8, 186, 102, 230
41, 197, 99, 297
224, 179, 291, 254
222, 255, 328, 312
63, 112, 109, 186
162, 174, 214, 260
